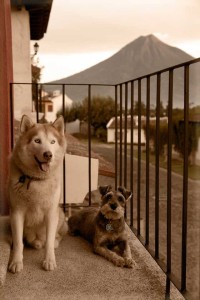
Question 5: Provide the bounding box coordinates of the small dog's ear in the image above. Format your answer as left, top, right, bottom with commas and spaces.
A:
99, 185, 112, 196
118, 187, 132, 201
53, 115, 65, 135
20, 115, 34, 133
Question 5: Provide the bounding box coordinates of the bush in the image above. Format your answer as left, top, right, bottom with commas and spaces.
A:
173, 120, 199, 159
95, 127, 107, 142
143, 121, 168, 155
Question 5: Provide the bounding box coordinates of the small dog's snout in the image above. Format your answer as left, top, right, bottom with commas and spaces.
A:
43, 151, 52, 161
110, 203, 117, 210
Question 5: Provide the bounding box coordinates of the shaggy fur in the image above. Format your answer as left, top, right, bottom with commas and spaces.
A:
8, 115, 67, 273
68, 185, 135, 268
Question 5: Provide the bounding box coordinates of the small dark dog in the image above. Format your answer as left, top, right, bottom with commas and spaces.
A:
68, 185, 134, 268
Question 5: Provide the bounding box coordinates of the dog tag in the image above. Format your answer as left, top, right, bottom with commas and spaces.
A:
106, 223, 114, 232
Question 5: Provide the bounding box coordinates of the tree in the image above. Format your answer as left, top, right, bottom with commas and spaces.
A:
82, 96, 116, 133
143, 121, 168, 155
63, 102, 84, 122
60, 96, 116, 141
32, 64, 41, 102
154, 101, 166, 117
173, 120, 200, 164
32, 64, 41, 83
132, 101, 146, 115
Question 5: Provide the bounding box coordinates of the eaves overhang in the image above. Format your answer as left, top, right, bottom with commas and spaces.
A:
11, 0, 53, 40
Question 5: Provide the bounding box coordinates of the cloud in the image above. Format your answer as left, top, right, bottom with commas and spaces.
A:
153, 33, 169, 42
175, 40, 200, 58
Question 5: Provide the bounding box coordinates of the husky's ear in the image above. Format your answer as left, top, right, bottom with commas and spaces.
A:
20, 115, 34, 133
118, 186, 132, 201
99, 185, 112, 196
52, 115, 64, 135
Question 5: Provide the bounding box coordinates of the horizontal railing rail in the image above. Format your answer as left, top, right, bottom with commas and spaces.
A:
10, 57, 200, 299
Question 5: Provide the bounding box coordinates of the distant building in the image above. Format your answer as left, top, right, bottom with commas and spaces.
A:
65, 119, 80, 134
106, 115, 146, 144
39, 90, 73, 122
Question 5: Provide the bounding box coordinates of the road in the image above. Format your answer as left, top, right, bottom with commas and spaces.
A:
91, 141, 200, 300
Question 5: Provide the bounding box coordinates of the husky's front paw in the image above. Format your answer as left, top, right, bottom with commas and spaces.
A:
42, 257, 57, 271
8, 260, 23, 273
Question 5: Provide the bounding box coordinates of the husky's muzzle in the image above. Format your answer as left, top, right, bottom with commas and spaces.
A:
34, 151, 52, 172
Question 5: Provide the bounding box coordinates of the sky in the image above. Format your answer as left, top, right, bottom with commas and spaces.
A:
31, 0, 200, 83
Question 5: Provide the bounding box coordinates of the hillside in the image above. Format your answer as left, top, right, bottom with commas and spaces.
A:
47, 35, 199, 107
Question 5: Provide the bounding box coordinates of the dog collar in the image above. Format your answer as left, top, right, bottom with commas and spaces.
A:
18, 175, 35, 189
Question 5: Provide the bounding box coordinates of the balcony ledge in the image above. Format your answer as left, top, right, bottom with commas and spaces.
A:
0, 216, 184, 300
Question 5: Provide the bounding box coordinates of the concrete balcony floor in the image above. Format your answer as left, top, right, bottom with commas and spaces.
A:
0, 216, 184, 300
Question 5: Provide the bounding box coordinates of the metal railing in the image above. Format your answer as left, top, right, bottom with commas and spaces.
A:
10, 57, 200, 299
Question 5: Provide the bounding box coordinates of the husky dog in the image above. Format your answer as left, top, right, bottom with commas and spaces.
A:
8, 115, 67, 273
68, 185, 134, 268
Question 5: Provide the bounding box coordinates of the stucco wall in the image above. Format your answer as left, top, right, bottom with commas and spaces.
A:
65, 119, 80, 134
11, 6, 32, 115
107, 128, 116, 143
107, 128, 146, 144
44, 94, 73, 122
65, 154, 99, 204
196, 137, 200, 166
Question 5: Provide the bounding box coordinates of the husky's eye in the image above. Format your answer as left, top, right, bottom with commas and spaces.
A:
34, 139, 41, 144
51, 140, 56, 144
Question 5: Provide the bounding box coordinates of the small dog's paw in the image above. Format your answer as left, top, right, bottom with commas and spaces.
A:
8, 260, 23, 273
42, 258, 57, 271
124, 258, 135, 268
32, 239, 44, 250
113, 257, 125, 267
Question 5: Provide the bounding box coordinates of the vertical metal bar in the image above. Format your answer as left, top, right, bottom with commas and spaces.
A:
39, 84, 42, 113
145, 76, 150, 245
62, 84, 65, 115
115, 85, 118, 190
119, 84, 123, 186
137, 79, 141, 235
35, 83, 39, 123
10, 83, 14, 150
155, 73, 161, 258
62, 84, 66, 213
88, 85, 92, 206
124, 83, 128, 188
130, 81, 134, 228
166, 69, 173, 296
124, 83, 128, 219
181, 65, 189, 292
31, 83, 34, 112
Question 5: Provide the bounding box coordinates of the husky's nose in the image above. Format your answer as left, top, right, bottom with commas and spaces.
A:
43, 151, 52, 161
110, 203, 117, 210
